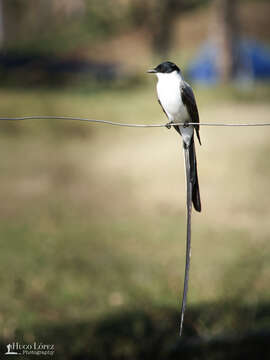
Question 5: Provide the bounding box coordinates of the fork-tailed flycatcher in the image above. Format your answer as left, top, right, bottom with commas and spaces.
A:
148, 61, 201, 336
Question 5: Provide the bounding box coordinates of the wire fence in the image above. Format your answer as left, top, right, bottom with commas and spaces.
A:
1, 116, 270, 128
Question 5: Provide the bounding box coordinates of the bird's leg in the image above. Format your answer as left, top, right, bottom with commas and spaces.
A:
165, 121, 173, 129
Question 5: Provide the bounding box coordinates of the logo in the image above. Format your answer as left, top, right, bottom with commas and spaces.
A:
5, 344, 20, 355
4, 342, 55, 356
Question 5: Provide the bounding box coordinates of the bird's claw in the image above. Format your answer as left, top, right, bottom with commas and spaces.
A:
183, 121, 190, 128
165, 121, 173, 129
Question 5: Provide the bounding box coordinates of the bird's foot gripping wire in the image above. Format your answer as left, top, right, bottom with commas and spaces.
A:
183, 121, 190, 128
165, 121, 173, 129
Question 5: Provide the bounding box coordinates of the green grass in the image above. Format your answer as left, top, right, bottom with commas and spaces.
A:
0, 85, 270, 358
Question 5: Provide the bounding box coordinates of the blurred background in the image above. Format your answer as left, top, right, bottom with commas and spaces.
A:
0, 0, 270, 358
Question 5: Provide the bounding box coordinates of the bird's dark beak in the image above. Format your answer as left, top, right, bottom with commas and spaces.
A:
147, 69, 157, 74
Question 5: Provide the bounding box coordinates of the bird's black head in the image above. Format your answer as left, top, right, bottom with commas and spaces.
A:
148, 61, 180, 74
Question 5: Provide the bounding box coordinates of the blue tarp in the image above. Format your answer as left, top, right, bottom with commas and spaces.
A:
187, 39, 270, 84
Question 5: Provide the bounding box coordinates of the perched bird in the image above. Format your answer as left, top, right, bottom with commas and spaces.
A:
148, 61, 201, 336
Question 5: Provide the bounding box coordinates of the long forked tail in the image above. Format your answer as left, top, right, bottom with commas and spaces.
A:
188, 139, 201, 212
179, 138, 201, 337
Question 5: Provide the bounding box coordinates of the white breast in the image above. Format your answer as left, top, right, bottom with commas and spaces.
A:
156, 71, 189, 123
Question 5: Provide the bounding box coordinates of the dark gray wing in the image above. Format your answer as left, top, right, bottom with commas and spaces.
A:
181, 82, 201, 145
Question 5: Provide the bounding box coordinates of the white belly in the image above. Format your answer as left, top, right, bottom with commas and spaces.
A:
156, 72, 189, 123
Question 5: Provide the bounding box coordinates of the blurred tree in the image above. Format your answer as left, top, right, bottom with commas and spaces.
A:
0, 0, 243, 71
0, 0, 129, 53
212, 0, 238, 82
1, 0, 53, 50
83, 0, 128, 40
130, 0, 210, 59
150, 0, 181, 58
52, 0, 85, 16
0, 0, 4, 48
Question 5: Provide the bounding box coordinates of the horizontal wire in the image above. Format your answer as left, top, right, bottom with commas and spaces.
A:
0, 116, 270, 127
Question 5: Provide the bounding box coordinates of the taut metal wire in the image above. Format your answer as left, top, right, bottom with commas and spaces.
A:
0, 116, 270, 127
